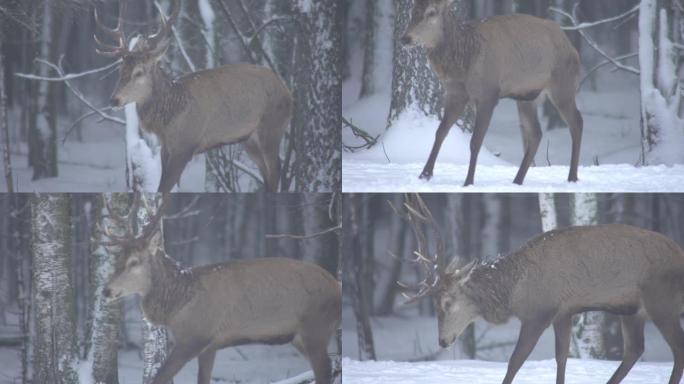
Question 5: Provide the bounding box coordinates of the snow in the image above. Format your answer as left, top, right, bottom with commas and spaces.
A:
343, 88, 684, 192
342, 358, 673, 384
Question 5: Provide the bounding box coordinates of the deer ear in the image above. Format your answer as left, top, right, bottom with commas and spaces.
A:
148, 39, 170, 61
446, 258, 476, 279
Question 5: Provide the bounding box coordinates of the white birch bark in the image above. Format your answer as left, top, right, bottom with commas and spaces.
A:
140, 194, 172, 384
569, 193, 605, 359
538, 193, 558, 232
31, 194, 78, 384
639, 0, 684, 164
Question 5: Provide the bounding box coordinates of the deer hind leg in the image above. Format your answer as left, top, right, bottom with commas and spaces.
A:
243, 135, 272, 192
513, 100, 542, 185
257, 127, 284, 193
607, 313, 646, 384
643, 293, 684, 384
197, 348, 217, 384
294, 327, 334, 384
549, 81, 583, 183
552, 314, 572, 384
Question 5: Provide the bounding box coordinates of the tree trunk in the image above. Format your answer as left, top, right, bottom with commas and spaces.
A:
345, 194, 376, 360
88, 194, 126, 384
569, 193, 606, 359
31, 194, 78, 384
292, 0, 342, 192
140, 194, 172, 384
639, 0, 684, 164
538, 193, 558, 232
387, 0, 443, 125
0, 40, 13, 192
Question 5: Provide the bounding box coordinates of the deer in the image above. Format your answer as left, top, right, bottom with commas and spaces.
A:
401, 0, 583, 186
100, 194, 341, 384
397, 195, 684, 384
94, 0, 292, 192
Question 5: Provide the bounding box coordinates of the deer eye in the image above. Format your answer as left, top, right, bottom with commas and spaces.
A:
443, 300, 452, 310
132, 69, 143, 78
127, 259, 140, 268
425, 9, 437, 18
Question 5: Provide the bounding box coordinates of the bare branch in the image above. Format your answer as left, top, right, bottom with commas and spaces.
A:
551, 4, 639, 31
265, 224, 342, 240
550, 6, 640, 76
14, 59, 121, 82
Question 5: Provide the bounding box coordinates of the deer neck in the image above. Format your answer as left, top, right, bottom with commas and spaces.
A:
141, 251, 194, 326
428, 17, 481, 80
137, 66, 188, 136
461, 255, 521, 324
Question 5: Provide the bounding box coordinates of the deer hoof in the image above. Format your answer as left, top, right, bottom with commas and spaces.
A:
419, 171, 433, 181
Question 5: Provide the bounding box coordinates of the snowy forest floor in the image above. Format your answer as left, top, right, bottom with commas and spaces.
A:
342, 358, 674, 384
342, 88, 684, 192
341, 311, 678, 384
0, 345, 311, 384
0, 118, 205, 192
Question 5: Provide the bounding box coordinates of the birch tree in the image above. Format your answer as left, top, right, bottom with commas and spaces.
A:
31, 194, 78, 384
86, 194, 126, 384
639, 0, 684, 164
139, 194, 172, 384
538, 193, 558, 232
569, 193, 606, 359
292, 0, 342, 191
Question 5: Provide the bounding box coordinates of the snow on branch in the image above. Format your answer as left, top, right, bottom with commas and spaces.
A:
15, 58, 125, 126
551, 4, 639, 31
265, 224, 342, 240
550, 6, 640, 75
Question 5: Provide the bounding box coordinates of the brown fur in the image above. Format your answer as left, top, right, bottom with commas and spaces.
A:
107, 251, 340, 384
403, 1, 583, 186
436, 224, 684, 384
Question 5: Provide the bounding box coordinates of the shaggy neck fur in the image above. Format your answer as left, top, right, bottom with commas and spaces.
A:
428, 14, 481, 80
141, 251, 194, 326
137, 66, 188, 136
461, 252, 525, 324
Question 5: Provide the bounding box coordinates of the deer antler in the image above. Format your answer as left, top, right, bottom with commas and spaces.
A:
146, 1, 181, 49
100, 192, 170, 248
94, 0, 129, 58
395, 194, 446, 304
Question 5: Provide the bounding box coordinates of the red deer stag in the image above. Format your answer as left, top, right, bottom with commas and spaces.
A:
94, 1, 292, 192
401, 0, 583, 186
398, 195, 684, 384
101, 194, 341, 384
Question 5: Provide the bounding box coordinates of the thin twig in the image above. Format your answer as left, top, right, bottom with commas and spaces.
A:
550, 6, 640, 75
265, 224, 342, 240
552, 4, 639, 31
15, 59, 121, 82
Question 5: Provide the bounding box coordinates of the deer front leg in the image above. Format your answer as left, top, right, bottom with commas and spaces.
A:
197, 348, 217, 384
151, 342, 205, 384
420, 93, 467, 181
502, 315, 553, 384
464, 96, 498, 186
157, 149, 194, 193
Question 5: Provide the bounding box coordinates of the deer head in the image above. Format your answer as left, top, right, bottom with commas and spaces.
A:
401, 0, 456, 48
396, 194, 479, 348
94, 0, 180, 108
100, 193, 169, 300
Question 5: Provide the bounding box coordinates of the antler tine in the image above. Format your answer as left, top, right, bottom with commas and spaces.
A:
396, 194, 445, 304
93, 0, 128, 57
136, 193, 170, 242
147, 1, 180, 48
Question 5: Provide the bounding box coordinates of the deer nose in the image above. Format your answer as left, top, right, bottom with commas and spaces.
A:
439, 338, 448, 348
401, 35, 413, 46
102, 287, 112, 298
110, 96, 121, 107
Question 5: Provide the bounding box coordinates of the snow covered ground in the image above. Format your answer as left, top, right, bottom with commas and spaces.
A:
342, 84, 684, 192
0, 345, 312, 384
0, 119, 206, 192
342, 358, 674, 384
